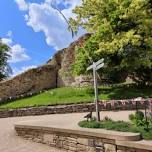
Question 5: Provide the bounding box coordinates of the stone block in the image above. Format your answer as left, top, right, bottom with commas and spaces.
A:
136, 149, 151, 152
67, 137, 77, 143
94, 139, 103, 147
77, 138, 89, 146
87, 147, 96, 152
117, 146, 135, 152
68, 145, 77, 151
102, 139, 115, 144
68, 142, 77, 148
62, 143, 69, 150
33, 138, 42, 143
104, 143, 116, 152
43, 134, 54, 144
77, 144, 87, 151
67, 150, 75, 152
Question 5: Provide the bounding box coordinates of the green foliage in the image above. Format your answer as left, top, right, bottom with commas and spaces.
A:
135, 111, 144, 121
0, 84, 151, 109
132, 67, 152, 86
0, 39, 11, 80
78, 119, 152, 140
129, 111, 144, 126
79, 120, 131, 131
101, 120, 131, 132
72, 47, 89, 76
78, 120, 101, 128
129, 113, 135, 121
85, 87, 94, 95
69, 0, 152, 85
129, 111, 150, 130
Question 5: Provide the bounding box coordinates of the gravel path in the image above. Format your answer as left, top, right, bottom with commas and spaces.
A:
0, 111, 135, 152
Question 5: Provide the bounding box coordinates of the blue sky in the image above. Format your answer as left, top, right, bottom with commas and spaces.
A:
0, 0, 82, 76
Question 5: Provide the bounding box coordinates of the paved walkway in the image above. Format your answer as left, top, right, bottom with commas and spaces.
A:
0, 111, 135, 152
0, 115, 66, 152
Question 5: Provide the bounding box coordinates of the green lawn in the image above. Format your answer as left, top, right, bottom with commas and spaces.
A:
0, 84, 151, 109
79, 120, 152, 140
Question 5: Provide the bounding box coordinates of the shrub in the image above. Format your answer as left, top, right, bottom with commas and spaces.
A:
135, 111, 144, 121
78, 119, 152, 140
129, 113, 135, 121
129, 111, 151, 130
129, 111, 144, 126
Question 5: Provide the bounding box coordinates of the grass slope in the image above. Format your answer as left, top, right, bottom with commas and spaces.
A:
0, 85, 151, 109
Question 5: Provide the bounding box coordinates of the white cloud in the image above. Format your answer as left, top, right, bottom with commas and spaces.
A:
15, 0, 84, 50
61, 0, 82, 18
24, 14, 29, 21
2, 38, 13, 46
1, 37, 30, 63
10, 44, 30, 63
15, 0, 28, 11
12, 65, 37, 76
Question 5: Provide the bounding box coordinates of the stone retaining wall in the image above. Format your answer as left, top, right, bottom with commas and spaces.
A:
15, 125, 152, 152
0, 99, 151, 118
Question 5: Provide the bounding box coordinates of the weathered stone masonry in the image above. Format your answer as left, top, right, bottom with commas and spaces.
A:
0, 99, 151, 118
15, 124, 152, 152
0, 34, 91, 103
0, 64, 57, 103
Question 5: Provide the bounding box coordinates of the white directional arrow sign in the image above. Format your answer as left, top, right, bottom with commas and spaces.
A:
87, 64, 95, 71
87, 58, 104, 122
95, 58, 104, 66
96, 62, 104, 71
87, 58, 104, 71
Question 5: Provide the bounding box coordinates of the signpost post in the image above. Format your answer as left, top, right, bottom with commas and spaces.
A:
87, 58, 104, 122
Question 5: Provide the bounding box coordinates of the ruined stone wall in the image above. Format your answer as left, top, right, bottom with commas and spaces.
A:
0, 64, 57, 103
50, 33, 91, 87
0, 34, 91, 103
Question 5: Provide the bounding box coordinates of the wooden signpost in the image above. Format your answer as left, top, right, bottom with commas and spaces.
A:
87, 58, 104, 122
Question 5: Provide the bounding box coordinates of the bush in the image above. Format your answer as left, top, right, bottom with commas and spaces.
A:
135, 111, 144, 121
132, 67, 152, 87
129, 111, 144, 126
129, 111, 145, 127
78, 119, 152, 139
129, 113, 135, 121
129, 111, 151, 130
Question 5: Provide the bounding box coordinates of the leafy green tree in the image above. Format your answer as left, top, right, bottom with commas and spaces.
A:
0, 39, 11, 80
70, 0, 152, 85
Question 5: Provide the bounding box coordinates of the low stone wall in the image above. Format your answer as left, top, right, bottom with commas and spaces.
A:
15, 124, 152, 152
0, 103, 94, 118
0, 99, 151, 118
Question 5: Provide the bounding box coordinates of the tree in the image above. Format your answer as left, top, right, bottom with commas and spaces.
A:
69, 0, 152, 85
0, 39, 11, 80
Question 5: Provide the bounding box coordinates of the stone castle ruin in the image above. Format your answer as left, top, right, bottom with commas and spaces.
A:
0, 34, 92, 103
